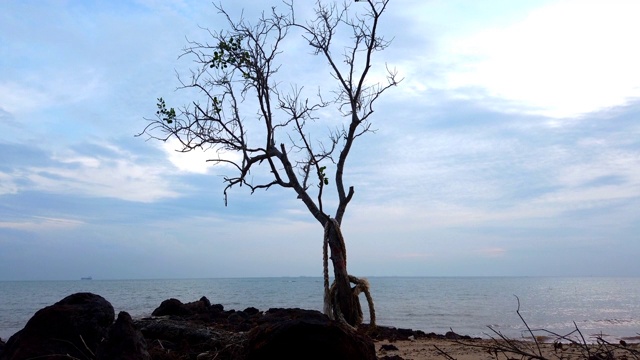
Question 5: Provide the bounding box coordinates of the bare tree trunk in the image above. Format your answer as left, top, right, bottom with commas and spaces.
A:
142, 0, 393, 328
326, 221, 362, 326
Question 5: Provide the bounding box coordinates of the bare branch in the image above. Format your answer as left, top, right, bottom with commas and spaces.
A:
139, 0, 397, 228
139, 0, 398, 330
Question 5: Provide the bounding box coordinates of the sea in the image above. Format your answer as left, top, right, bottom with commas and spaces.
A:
1, 277, 639, 343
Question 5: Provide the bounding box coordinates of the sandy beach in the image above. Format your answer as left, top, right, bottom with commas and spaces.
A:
375, 337, 640, 360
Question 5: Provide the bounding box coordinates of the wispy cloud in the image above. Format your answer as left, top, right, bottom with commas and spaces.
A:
9, 143, 181, 203
475, 247, 507, 258
393, 253, 432, 259
0, 69, 105, 115
0, 216, 84, 232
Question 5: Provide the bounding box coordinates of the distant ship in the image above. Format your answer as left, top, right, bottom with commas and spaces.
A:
81, 276, 93, 280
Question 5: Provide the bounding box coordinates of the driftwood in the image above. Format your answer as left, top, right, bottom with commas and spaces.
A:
438, 296, 640, 360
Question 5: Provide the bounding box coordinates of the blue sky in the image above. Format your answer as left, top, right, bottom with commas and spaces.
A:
1, 0, 639, 280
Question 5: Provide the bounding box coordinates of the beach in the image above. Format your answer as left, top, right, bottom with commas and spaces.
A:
376, 337, 640, 360
2, 286, 639, 359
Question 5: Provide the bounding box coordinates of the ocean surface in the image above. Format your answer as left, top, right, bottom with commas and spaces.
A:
1, 277, 639, 342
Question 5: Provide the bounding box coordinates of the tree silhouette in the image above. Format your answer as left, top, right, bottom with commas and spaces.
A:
140, 0, 399, 327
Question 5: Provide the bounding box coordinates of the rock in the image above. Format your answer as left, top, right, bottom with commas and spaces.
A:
135, 317, 246, 359
380, 344, 399, 351
244, 307, 260, 316
151, 296, 215, 318
149, 296, 259, 332
135, 317, 217, 344
97, 311, 150, 360
0, 292, 114, 360
199, 296, 211, 307
445, 330, 471, 340
152, 298, 190, 316
245, 308, 376, 360
369, 325, 429, 342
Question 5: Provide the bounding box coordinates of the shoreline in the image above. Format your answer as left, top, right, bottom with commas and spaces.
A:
3, 276, 639, 343
2, 291, 639, 360
376, 336, 640, 360
4, 319, 640, 346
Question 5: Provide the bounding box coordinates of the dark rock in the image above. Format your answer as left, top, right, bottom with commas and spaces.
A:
245, 308, 376, 360
152, 298, 190, 316
97, 311, 150, 360
151, 297, 217, 318
199, 296, 211, 307
0, 338, 5, 356
243, 307, 260, 316
186, 297, 212, 315
379, 356, 405, 360
135, 317, 246, 359
380, 344, 399, 351
0, 292, 114, 360
369, 325, 430, 342
229, 311, 248, 323
150, 296, 259, 332
445, 330, 471, 340
135, 317, 216, 344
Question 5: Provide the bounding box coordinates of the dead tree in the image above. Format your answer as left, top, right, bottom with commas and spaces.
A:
139, 0, 399, 327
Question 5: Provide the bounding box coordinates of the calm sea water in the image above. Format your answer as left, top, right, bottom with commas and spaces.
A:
1, 277, 639, 342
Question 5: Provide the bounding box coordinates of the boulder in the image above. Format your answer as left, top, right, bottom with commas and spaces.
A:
150, 296, 259, 332
444, 330, 471, 340
151, 298, 190, 317
151, 296, 213, 317
0, 292, 115, 360
245, 308, 376, 360
135, 317, 217, 345
97, 311, 150, 360
135, 317, 246, 359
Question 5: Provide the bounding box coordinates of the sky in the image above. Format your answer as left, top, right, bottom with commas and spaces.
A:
1, 0, 639, 281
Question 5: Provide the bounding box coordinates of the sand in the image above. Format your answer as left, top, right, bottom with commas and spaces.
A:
374, 337, 640, 360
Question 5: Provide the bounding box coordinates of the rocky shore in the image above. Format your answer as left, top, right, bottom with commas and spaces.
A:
2, 292, 639, 360
0, 292, 472, 360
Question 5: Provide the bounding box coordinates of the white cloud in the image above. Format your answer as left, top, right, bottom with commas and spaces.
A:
434, 0, 640, 118
19, 145, 181, 203
162, 138, 243, 174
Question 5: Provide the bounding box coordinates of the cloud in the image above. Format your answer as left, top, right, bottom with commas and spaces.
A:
1, 0, 639, 279
393, 253, 432, 259
161, 138, 243, 175
339, 95, 640, 241
476, 247, 507, 258
466, 2, 640, 117
0, 216, 84, 232
0, 172, 18, 195
7, 142, 181, 203
0, 69, 104, 115
402, 0, 640, 118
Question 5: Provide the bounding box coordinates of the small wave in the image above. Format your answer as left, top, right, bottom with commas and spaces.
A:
591, 318, 634, 325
